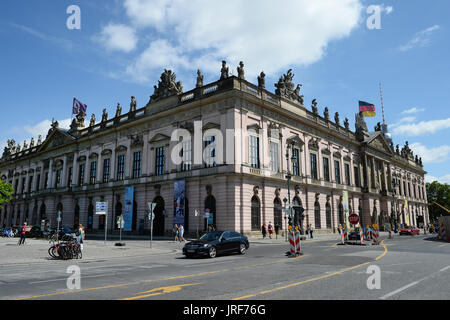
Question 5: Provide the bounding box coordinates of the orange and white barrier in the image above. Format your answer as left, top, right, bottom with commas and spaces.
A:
359, 227, 365, 245
289, 231, 302, 255
372, 228, 379, 245
340, 229, 345, 244
365, 227, 370, 240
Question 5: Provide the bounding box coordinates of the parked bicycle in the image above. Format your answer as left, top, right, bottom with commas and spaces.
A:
48, 235, 82, 260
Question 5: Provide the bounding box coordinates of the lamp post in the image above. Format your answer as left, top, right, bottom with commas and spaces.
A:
283, 197, 288, 242
391, 178, 399, 233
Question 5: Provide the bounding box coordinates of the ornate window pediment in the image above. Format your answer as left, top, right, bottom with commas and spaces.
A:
321, 147, 331, 155
308, 138, 320, 151
101, 149, 112, 156
286, 135, 304, 149
115, 145, 128, 153
344, 155, 352, 162
131, 135, 144, 148
333, 151, 342, 158
77, 155, 87, 162
149, 133, 170, 144
203, 122, 221, 131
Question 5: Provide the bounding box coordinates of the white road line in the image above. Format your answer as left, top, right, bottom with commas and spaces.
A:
379, 265, 450, 300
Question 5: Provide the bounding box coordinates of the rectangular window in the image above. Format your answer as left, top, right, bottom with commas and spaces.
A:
90, 161, 97, 184
132, 151, 142, 179
249, 135, 260, 169
55, 170, 61, 189
334, 160, 341, 184
28, 176, 33, 193
408, 183, 411, 198
403, 181, 406, 197
181, 140, 192, 171
117, 155, 125, 180
345, 164, 351, 186
68, 167, 73, 188
155, 147, 165, 176
103, 159, 110, 183
78, 164, 85, 186
269, 142, 279, 172
21, 177, 26, 193
14, 179, 18, 194
204, 136, 216, 168
292, 148, 300, 176
354, 166, 360, 187
323, 157, 330, 182
310, 153, 318, 180
36, 174, 40, 191
44, 173, 49, 189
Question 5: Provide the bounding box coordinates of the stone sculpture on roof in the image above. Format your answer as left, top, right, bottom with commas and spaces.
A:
257, 71, 265, 89
237, 61, 245, 80
150, 69, 184, 103
196, 70, 204, 88
220, 61, 229, 80
274, 69, 303, 104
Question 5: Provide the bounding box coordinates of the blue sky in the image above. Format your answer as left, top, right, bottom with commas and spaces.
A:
0, 0, 449, 183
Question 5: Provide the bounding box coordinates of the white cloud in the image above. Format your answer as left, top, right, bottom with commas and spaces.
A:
11, 23, 74, 51
389, 116, 416, 128
392, 118, 450, 136
120, 0, 363, 83
399, 25, 440, 52
410, 143, 450, 164
425, 174, 450, 184
401, 107, 425, 114
93, 23, 138, 53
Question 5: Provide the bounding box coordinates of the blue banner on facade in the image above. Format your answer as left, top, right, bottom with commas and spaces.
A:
123, 186, 134, 232
173, 180, 185, 227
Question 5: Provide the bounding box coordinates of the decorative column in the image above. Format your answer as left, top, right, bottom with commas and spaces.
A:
48, 159, 54, 189
72, 152, 78, 186
61, 154, 68, 187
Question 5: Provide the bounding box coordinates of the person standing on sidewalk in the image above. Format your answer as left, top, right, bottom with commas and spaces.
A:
267, 222, 274, 239
173, 224, 179, 242
179, 224, 185, 242
310, 224, 314, 239
18, 222, 27, 245
275, 223, 280, 239
261, 224, 267, 239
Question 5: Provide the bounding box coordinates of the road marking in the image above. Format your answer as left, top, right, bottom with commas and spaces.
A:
120, 283, 203, 300
29, 273, 128, 284
233, 240, 388, 300
379, 265, 450, 300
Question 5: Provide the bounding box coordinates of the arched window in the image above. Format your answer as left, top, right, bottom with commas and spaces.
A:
74, 205, 80, 229
326, 202, 332, 229
251, 196, 261, 231
292, 196, 302, 228
314, 201, 321, 229
204, 195, 216, 231
338, 203, 344, 225
372, 206, 378, 225
274, 198, 283, 230
87, 203, 94, 230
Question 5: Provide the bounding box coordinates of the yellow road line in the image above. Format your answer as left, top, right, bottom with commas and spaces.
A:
233, 240, 388, 300
120, 283, 203, 301
14, 255, 306, 300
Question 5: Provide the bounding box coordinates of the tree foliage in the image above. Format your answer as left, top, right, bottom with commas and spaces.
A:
426, 181, 450, 221
0, 179, 14, 209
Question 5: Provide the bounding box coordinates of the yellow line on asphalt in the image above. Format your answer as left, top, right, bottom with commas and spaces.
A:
120, 283, 203, 301
233, 240, 388, 300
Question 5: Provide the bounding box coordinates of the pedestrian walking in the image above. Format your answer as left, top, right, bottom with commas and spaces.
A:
338, 224, 342, 234
267, 222, 274, 239
310, 224, 314, 239
18, 222, 27, 245
179, 224, 185, 242
274, 223, 280, 239
306, 225, 310, 238
261, 224, 267, 239
75, 224, 84, 250
173, 224, 179, 242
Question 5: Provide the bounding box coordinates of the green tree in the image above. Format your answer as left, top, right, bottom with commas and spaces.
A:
426, 181, 450, 222
0, 179, 14, 209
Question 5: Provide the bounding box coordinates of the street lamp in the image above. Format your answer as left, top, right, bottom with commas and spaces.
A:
391, 178, 399, 233
283, 197, 288, 242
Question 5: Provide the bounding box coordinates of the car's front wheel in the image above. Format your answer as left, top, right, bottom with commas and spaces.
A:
239, 243, 246, 255
208, 246, 217, 258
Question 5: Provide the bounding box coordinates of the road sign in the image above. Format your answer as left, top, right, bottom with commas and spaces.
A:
117, 216, 124, 229
148, 202, 157, 213
96, 202, 107, 215
148, 212, 155, 221
349, 213, 360, 225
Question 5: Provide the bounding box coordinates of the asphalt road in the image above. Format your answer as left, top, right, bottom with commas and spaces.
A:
1, 234, 449, 300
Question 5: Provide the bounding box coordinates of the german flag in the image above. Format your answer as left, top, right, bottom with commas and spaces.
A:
359, 101, 376, 117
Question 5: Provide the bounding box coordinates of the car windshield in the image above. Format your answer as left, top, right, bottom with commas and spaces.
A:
199, 232, 222, 241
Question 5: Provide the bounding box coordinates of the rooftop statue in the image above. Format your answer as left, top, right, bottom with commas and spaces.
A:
355, 112, 368, 133
257, 71, 266, 89
90, 114, 96, 127
115, 103, 122, 118
23, 140, 28, 150
196, 70, 204, 88
220, 61, 229, 80
30, 138, 35, 148
101, 108, 108, 122
274, 69, 303, 104
37, 135, 42, 145
311, 99, 318, 114
324, 107, 329, 121
237, 61, 245, 80
130, 96, 137, 112
150, 69, 184, 103
344, 117, 349, 130
334, 112, 340, 125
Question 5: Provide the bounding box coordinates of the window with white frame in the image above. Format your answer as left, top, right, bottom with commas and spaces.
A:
204, 136, 216, 168
249, 135, 260, 169
181, 140, 192, 171
269, 141, 279, 172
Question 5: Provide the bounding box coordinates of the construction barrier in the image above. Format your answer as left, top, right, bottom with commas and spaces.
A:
343, 228, 348, 241
372, 228, 379, 245
359, 227, 365, 245
288, 231, 302, 255
340, 228, 345, 244
365, 226, 370, 241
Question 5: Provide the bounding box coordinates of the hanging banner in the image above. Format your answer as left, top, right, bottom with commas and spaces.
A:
404, 200, 410, 226
343, 191, 350, 229
123, 186, 134, 232
173, 180, 186, 227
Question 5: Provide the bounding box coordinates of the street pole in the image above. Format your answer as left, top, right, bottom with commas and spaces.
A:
283, 198, 288, 242
119, 215, 122, 243
104, 201, 108, 245
150, 210, 153, 249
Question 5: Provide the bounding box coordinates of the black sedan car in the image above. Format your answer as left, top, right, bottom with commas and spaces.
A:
183, 231, 249, 258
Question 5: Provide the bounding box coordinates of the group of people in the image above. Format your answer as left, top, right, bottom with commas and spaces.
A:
261, 222, 315, 239
173, 224, 185, 242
